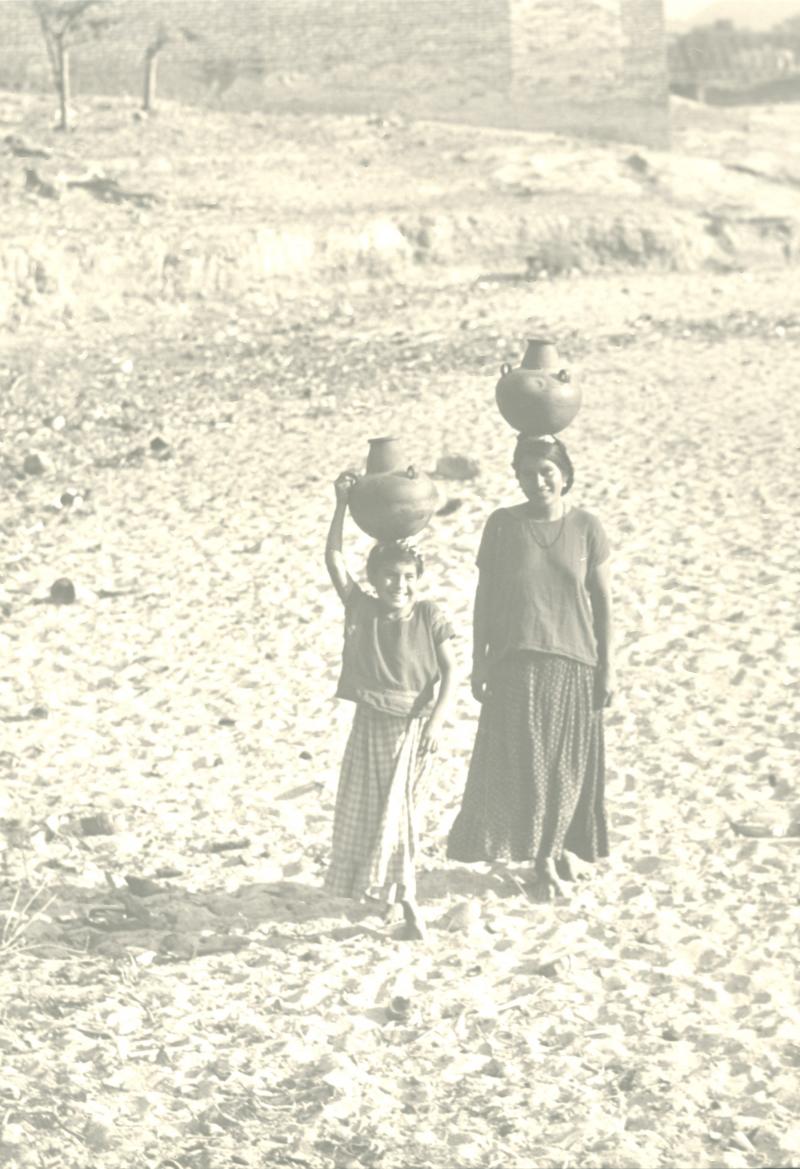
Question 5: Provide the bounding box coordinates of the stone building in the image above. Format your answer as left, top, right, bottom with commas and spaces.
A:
0, 0, 669, 146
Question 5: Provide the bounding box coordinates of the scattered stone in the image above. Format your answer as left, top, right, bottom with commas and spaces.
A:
730, 1131, 756, 1155
24, 167, 59, 199
439, 901, 481, 934
49, 577, 76, 604
23, 453, 46, 476
533, 955, 571, 978
72, 812, 116, 836
434, 455, 480, 480
155, 866, 183, 879
125, 875, 163, 897
5, 134, 51, 160
728, 812, 791, 838
58, 488, 87, 509
206, 838, 250, 853
435, 498, 463, 517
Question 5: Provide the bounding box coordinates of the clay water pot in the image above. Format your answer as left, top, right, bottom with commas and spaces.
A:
495, 338, 581, 435
348, 437, 438, 541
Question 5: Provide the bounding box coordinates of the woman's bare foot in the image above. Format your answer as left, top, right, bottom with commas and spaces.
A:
556, 851, 591, 883
528, 857, 569, 901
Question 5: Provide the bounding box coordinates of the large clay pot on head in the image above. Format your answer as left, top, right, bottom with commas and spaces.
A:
495, 338, 581, 435
348, 437, 438, 541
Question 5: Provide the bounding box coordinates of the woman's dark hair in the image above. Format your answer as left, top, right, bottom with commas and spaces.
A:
512, 434, 575, 494
367, 540, 425, 583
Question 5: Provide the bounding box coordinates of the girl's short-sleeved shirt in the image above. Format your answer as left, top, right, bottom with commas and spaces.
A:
477, 505, 609, 668
336, 586, 454, 717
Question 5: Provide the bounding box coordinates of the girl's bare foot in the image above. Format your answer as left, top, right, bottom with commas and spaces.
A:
399, 899, 426, 941
383, 901, 406, 926
361, 893, 386, 916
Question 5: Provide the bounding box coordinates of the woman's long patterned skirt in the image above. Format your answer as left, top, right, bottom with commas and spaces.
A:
447, 652, 608, 865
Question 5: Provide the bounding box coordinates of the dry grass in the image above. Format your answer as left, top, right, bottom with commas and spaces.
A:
0, 882, 56, 953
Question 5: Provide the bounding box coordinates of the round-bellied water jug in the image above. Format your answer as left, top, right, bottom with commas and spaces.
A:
348, 437, 438, 541
495, 338, 581, 435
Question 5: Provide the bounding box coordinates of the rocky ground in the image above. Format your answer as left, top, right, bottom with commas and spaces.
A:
3, 92, 800, 328
1, 93, 799, 1169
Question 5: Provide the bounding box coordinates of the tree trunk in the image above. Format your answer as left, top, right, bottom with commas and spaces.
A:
143, 48, 159, 112
57, 39, 71, 131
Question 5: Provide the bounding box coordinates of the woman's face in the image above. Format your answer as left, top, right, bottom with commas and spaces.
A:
515, 454, 565, 510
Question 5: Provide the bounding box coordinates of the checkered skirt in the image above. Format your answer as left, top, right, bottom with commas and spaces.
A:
324, 703, 433, 901
447, 652, 608, 865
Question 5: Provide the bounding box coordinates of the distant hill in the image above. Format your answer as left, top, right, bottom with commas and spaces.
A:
674, 0, 800, 30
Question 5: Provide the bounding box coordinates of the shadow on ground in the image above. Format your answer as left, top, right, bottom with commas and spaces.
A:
1, 863, 517, 962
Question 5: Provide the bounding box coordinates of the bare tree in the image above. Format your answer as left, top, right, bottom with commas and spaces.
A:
142, 23, 200, 113
142, 22, 169, 113
31, 0, 119, 131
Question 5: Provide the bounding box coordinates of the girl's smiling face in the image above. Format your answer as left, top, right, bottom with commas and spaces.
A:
371, 562, 421, 615
515, 454, 566, 516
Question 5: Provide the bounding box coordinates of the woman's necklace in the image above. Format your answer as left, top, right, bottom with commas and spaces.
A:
527, 507, 567, 549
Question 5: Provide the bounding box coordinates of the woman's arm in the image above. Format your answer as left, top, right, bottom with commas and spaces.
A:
325, 473, 358, 604
587, 559, 615, 708
420, 637, 458, 754
471, 572, 491, 702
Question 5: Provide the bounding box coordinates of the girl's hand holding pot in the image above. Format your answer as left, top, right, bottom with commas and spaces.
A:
334, 470, 360, 503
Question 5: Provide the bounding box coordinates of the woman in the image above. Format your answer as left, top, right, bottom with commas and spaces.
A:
446, 434, 614, 897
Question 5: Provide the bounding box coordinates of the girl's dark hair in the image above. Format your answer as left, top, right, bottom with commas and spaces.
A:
367, 540, 425, 582
512, 434, 575, 494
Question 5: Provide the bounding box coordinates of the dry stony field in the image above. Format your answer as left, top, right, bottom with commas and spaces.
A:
1, 92, 799, 1169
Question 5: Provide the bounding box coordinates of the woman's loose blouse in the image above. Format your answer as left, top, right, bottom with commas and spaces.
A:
477, 505, 609, 669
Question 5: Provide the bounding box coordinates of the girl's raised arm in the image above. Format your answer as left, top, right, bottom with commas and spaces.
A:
325, 472, 358, 603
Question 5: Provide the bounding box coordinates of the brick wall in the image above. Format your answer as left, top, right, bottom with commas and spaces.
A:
0, 0, 669, 146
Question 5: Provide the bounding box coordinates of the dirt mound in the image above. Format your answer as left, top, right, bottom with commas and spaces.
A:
2, 92, 800, 330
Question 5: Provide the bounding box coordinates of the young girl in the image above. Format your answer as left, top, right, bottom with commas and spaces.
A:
324, 471, 457, 938
447, 434, 614, 898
